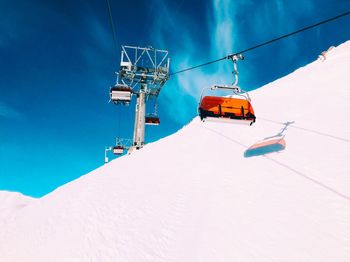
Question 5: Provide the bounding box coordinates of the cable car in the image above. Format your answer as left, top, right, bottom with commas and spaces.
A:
112, 145, 124, 155
145, 115, 160, 125
110, 84, 132, 104
198, 85, 256, 125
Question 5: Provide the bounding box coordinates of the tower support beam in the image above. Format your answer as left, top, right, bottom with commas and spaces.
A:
113, 45, 170, 152
132, 86, 146, 149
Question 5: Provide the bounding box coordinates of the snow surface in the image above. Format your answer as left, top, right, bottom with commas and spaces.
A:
1, 41, 350, 261
0, 191, 32, 223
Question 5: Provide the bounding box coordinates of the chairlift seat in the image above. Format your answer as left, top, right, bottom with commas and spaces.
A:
120, 61, 132, 71
145, 116, 160, 125
199, 96, 256, 125
110, 85, 132, 103
112, 145, 124, 155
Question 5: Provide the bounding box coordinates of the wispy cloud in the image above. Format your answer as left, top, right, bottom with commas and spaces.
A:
81, 12, 115, 64
0, 15, 19, 47
146, 0, 317, 124
149, 0, 249, 124
0, 103, 22, 120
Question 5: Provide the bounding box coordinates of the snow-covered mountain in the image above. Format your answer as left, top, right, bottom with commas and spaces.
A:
1, 41, 350, 262
0, 191, 32, 223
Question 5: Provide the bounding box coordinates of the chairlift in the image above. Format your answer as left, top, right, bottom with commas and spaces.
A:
198, 85, 256, 125
145, 115, 160, 125
145, 101, 160, 126
110, 84, 132, 104
198, 54, 256, 125
112, 145, 124, 155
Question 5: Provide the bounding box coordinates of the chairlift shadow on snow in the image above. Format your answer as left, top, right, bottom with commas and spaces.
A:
244, 121, 294, 158
244, 137, 286, 157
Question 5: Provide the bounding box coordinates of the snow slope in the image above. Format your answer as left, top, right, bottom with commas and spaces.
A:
0, 191, 32, 223
1, 41, 350, 261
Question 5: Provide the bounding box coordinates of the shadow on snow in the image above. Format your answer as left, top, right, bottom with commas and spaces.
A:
244, 121, 294, 158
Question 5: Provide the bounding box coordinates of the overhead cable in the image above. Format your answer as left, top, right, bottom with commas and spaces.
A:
170, 10, 350, 76
105, 0, 118, 58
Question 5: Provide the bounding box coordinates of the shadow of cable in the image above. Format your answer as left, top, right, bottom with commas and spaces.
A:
197, 123, 350, 202
244, 137, 286, 157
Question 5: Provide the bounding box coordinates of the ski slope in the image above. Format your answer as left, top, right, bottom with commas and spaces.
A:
0, 191, 32, 223
1, 41, 350, 262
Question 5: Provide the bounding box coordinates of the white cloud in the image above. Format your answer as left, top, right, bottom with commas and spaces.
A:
149, 0, 248, 123
146, 0, 318, 124
0, 103, 22, 120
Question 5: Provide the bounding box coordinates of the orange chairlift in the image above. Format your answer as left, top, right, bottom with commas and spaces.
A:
198, 54, 256, 125
110, 84, 133, 104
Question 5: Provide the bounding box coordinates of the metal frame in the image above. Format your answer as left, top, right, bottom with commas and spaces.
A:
104, 137, 133, 163
198, 53, 255, 125
198, 84, 251, 108
198, 53, 251, 106
118, 46, 170, 98
230, 54, 243, 86
202, 117, 254, 125
116, 46, 170, 150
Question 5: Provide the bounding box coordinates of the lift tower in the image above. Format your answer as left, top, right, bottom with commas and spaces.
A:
113, 46, 170, 151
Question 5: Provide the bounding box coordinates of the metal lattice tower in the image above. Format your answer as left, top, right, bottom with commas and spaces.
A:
113, 46, 170, 151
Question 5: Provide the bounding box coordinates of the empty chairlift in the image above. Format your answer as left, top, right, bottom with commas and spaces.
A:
145, 114, 160, 125
110, 84, 132, 104
198, 54, 256, 125
112, 145, 124, 155
198, 85, 256, 125
145, 102, 160, 126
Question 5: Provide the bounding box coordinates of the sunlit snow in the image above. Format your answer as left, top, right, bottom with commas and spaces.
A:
1, 41, 349, 262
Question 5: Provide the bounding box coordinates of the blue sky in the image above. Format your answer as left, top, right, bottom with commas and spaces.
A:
0, 0, 349, 197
